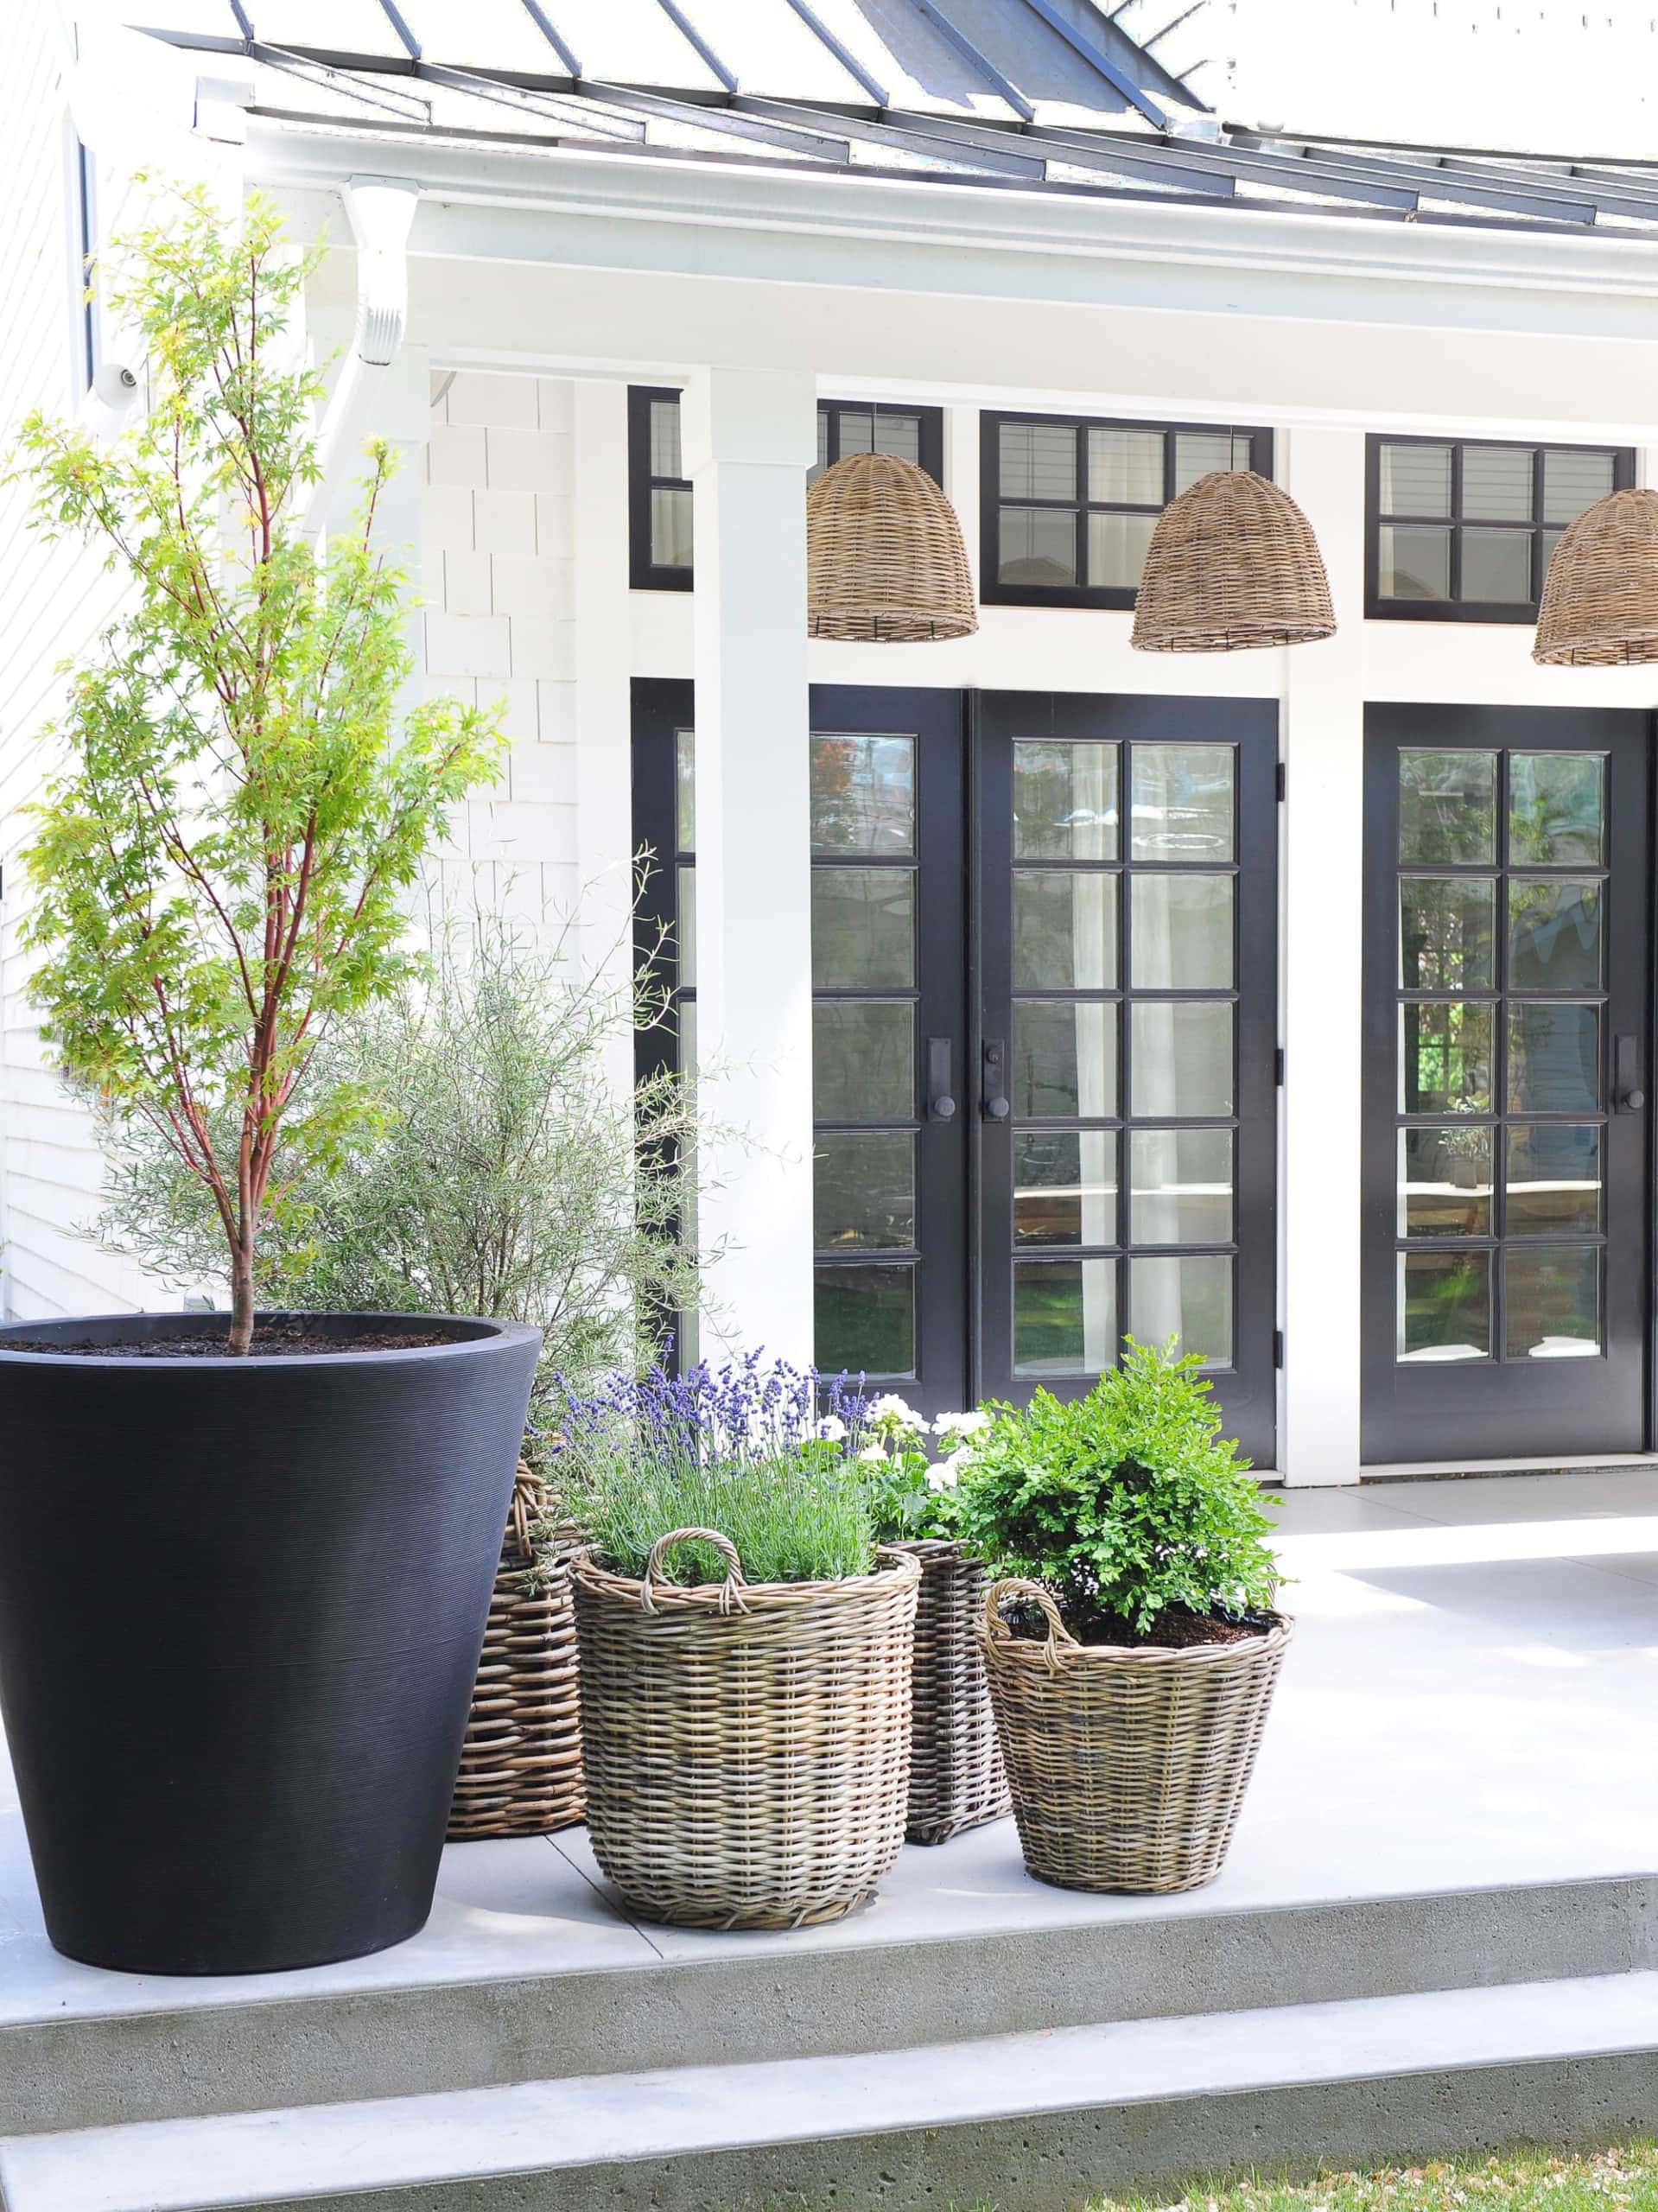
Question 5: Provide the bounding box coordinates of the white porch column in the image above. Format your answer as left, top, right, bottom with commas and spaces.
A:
679, 367, 818, 1366
1279, 427, 1367, 1484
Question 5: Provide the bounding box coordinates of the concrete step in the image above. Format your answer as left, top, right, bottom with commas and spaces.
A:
7, 1969, 1658, 2212
4, 1859, 1654, 2135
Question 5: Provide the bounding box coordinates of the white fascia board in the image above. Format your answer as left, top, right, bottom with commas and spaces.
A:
245, 114, 1658, 334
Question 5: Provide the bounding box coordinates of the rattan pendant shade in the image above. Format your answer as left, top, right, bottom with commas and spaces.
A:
1131, 469, 1336, 653
807, 450, 977, 641
1534, 487, 1658, 665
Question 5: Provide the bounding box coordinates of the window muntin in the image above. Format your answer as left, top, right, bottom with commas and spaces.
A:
981, 415, 1273, 610
1368, 436, 1634, 623
629, 391, 943, 591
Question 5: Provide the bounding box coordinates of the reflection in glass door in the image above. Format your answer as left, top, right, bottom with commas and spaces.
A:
1362, 706, 1651, 1464
975, 693, 1280, 1465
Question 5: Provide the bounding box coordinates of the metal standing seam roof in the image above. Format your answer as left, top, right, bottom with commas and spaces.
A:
130, 0, 1658, 240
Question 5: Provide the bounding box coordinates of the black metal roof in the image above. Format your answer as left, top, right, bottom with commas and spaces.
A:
135, 2, 1658, 238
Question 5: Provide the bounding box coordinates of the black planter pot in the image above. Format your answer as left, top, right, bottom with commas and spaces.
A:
0, 1311, 540, 1976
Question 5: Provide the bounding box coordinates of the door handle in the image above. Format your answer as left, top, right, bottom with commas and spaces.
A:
981, 1039, 1011, 1122
926, 1037, 956, 1122
1614, 1033, 1647, 1113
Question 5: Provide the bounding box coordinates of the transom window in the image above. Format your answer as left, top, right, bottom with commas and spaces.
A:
628, 391, 943, 592
981, 414, 1273, 611
1366, 435, 1635, 623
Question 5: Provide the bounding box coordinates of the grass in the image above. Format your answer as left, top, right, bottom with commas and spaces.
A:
1088, 2147, 1658, 2212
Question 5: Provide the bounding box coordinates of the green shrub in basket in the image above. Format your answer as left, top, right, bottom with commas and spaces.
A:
950, 1339, 1280, 1642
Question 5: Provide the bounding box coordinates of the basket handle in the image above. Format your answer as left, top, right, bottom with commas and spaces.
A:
984, 1576, 1079, 1672
641, 1527, 748, 1616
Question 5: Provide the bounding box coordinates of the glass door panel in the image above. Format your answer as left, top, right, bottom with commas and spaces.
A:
810, 689, 968, 1412
1362, 707, 1649, 1462
977, 692, 1280, 1465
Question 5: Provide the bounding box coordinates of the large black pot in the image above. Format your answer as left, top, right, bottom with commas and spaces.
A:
0, 1311, 540, 1975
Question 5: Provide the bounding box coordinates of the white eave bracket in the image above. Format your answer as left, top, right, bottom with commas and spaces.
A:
343, 175, 420, 365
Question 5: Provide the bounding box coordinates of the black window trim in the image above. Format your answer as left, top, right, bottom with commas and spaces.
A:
628, 388, 946, 594
980, 411, 1275, 612
1364, 431, 1636, 626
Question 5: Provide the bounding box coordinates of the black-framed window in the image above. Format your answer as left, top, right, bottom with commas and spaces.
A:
980, 415, 1274, 611
1366, 435, 1635, 624
628, 387, 695, 592
628, 391, 945, 593
810, 399, 944, 486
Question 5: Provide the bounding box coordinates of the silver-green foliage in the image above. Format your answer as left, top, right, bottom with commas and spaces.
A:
96, 908, 705, 1411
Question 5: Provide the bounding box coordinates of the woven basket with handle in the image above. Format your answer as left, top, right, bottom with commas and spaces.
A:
981, 1578, 1292, 1895
573, 1530, 919, 1929
893, 1540, 1010, 1846
447, 1461, 585, 1841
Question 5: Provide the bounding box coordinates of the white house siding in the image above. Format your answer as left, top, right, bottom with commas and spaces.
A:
0, 8, 158, 1323
421, 371, 585, 932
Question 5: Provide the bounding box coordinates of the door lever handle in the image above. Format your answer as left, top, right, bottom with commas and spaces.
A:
981, 1039, 1011, 1122
1615, 1033, 1647, 1113
926, 1037, 956, 1122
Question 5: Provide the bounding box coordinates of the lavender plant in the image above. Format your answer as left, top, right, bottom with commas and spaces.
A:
556, 1355, 876, 1586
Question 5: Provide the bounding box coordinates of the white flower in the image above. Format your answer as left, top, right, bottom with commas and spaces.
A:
855, 1442, 888, 1466
869, 1393, 925, 1439
927, 1447, 969, 1491
932, 1409, 990, 1440
815, 1414, 848, 1443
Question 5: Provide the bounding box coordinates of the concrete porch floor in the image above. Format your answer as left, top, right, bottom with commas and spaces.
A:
6, 1466, 1658, 2206
8, 1465, 1658, 2002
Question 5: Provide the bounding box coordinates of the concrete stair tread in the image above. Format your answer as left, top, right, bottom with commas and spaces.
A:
8, 1969, 1658, 2212
2, 1866, 1653, 2141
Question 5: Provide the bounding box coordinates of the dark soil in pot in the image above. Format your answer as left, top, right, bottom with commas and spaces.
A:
0, 1310, 540, 1976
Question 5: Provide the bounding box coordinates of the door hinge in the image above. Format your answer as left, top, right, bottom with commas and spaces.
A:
1274, 1046, 1286, 1087
1275, 760, 1286, 802
1273, 1328, 1285, 1370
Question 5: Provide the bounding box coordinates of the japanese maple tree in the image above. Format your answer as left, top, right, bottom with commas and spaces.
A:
11, 185, 503, 1352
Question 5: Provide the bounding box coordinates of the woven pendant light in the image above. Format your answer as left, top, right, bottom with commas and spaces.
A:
1132, 469, 1336, 653
1534, 487, 1658, 665
807, 450, 977, 642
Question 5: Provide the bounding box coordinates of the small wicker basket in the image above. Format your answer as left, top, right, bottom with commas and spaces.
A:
573, 1530, 919, 1929
447, 1463, 585, 1841
894, 1540, 1010, 1846
981, 1579, 1292, 1895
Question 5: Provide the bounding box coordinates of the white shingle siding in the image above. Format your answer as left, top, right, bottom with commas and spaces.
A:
423, 371, 583, 931
0, 13, 151, 1321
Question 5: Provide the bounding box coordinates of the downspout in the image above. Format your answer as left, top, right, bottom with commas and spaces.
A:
303, 175, 420, 535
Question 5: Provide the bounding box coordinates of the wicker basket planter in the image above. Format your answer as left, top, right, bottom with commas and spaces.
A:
573, 1530, 920, 1929
981, 1579, 1293, 1896
448, 1464, 585, 1841
893, 1540, 1010, 1846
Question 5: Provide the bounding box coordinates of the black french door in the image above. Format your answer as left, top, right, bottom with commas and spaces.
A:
633, 682, 1280, 1454
1361, 704, 1653, 1464
974, 693, 1280, 1461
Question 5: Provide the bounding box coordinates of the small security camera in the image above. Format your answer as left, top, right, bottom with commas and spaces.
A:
92, 361, 139, 409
